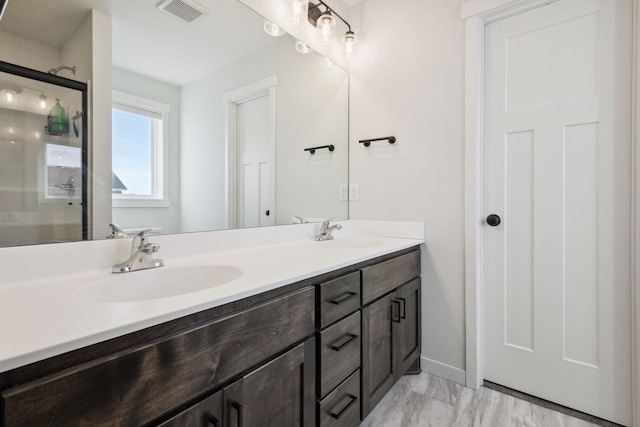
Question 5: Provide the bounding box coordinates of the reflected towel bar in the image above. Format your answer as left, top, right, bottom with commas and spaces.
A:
359, 136, 396, 147
305, 144, 335, 154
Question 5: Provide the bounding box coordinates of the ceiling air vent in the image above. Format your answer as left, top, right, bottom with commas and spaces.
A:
157, 0, 208, 24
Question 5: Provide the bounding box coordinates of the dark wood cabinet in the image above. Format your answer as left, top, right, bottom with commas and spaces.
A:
157, 391, 222, 427
0, 245, 422, 427
319, 370, 360, 427
1, 287, 314, 427
395, 279, 421, 377
361, 293, 397, 416
223, 339, 315, 427
360, 252, 421, 419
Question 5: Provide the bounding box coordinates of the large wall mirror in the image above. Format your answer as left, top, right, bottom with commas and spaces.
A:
0, 0, 349, 247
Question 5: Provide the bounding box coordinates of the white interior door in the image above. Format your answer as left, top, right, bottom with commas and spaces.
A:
236, 95, 275, 228
482, 0, 632, 424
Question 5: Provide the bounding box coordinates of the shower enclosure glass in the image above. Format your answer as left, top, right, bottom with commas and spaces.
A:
0, 61, 87, 246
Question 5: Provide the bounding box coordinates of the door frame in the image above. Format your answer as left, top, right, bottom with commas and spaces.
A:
462, 1, 640, 424
224, 76, 277, 229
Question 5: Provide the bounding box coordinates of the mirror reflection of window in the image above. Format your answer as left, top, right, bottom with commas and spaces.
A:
45, 143, 81, 199
111, 91, 168, 207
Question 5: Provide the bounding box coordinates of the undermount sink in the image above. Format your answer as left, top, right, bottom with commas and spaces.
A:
321, 236, 385, 249
75, 265, 243, 303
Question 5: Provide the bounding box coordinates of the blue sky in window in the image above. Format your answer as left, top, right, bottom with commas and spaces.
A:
112, 109, 152, 195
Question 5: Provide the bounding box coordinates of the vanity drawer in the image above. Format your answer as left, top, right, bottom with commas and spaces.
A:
1, 287, 315, 427
318, 271, 360, 329
157, 391, 222, 427
320, 370, 360, 427
320, 311, 360, 398
361, 250, 420, 305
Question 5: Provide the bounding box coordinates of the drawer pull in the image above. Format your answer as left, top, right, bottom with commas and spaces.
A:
231, 400, 243, 427
392, 300, 401, 323
328, 394, 358, 419
330, 333, 358, 351
399, 297, 406, 319
207, 414, 220, 426
329, 291, 358, 305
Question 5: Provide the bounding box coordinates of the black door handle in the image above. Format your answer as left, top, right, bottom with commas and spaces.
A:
207, 414, 220, 426
265, 210, 270, 216
328, 394, 357, 419
486, 214, 501, 226
392, 300, 401, 323
330, 333, 358, 351
230, 400, 243, 427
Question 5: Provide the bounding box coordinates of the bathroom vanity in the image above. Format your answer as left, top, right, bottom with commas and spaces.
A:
0, 222, 423, 426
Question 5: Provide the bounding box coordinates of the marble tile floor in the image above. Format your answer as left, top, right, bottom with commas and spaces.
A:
360, 373, 607, 427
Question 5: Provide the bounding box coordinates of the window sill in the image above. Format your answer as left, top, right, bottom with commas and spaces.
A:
112, 198, 170, 208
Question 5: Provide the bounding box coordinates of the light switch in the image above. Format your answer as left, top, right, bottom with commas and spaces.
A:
349, 184, 359, 201
339, 184, 348, 201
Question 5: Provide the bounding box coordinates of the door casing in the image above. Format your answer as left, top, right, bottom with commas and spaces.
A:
224, 76, 277, 229
462, 0, 640, 425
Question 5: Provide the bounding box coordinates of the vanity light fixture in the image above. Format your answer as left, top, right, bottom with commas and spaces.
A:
343, 30, 358, 61
264, 19, 285, 36
0, 80, 49, 110
0, 80, 21, 105
286, 0, 308, 26
295, 40, 313, 53
308, 1, 358, 60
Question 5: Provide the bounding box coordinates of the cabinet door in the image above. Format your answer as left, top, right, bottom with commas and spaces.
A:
157, 391, 222, 427
223, 339, 315, 427
361, 293, 397, 418
394, 279, 421, 378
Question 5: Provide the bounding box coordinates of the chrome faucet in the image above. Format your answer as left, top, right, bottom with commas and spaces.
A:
316, 218, 342, 241
106, 223, 128, 239
112, 229, 164, 273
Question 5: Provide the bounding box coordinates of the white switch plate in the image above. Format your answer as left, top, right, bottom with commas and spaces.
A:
339, 184, 348, 201
349, 184, 359, 201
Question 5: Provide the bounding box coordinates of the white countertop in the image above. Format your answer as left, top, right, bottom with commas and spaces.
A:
0, 221, 424, 373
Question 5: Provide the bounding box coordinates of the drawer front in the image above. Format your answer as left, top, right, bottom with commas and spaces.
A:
320, 311, 360, 398
157, 391, 222, 427
319, 272, 360, 329
1, 287, 315, 427
320, 370, 360, 427
361, 250, 420, 305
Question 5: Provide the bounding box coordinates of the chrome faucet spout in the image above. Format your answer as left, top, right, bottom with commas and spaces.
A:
316, 218, 342, 241
112, 229, 164, 273
106, 223, 128, 239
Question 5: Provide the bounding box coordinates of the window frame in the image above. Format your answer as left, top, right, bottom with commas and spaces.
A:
111, 90, 170, 208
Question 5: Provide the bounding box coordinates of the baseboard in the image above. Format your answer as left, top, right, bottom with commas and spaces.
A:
420, 356, 466, 385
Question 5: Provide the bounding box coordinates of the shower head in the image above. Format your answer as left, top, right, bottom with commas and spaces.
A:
48, 65, 76, 76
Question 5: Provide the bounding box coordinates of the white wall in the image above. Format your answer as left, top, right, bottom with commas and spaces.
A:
348, 0, 467, 381
0, 30, 61, 73
111, 67, 181, 234
181, 37, 348, 232
88, 10, 113, 240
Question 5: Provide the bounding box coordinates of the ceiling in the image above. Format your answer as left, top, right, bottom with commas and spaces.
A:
0, 0, 282, 86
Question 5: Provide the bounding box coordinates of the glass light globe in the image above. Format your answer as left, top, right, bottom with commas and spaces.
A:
38, 94, 48, 111
286, 0, 308, 26
2, 90, 17, 105
343, 31, 358, 61
316, 12, 336, 44
264, 20, 285, 37
295, 40, 313, 54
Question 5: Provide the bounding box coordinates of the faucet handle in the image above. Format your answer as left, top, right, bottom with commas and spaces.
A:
107, 223, 128, 239
131, 229, 154, 252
